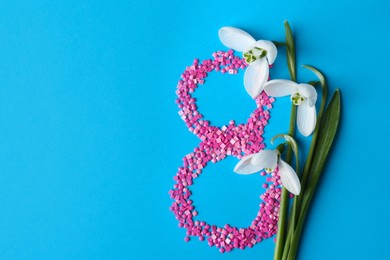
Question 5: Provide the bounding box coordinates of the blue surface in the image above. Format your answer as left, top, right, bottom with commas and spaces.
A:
0, 0, 388, 259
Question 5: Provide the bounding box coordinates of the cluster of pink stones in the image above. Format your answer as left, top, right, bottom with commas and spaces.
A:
169, 50, 282, 253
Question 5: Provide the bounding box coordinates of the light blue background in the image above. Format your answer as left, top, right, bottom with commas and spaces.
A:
0, 0, 388, 259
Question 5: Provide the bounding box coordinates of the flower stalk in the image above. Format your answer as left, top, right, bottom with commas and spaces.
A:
281, 71, 327, 259
273, 21, 341, 260
273, 20, 297, 260
224, 21, 341, 260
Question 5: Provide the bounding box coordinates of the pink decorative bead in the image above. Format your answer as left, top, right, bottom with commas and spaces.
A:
169, 50, 282, 253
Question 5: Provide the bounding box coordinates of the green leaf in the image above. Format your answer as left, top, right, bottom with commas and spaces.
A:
306, 89, 340, 187
287, 89, 341, 260
284, 21, 296, 82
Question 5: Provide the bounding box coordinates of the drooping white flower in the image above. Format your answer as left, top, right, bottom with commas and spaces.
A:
264, 80, 317, 136
218, 27, 277, 99
234, 149, 301, 195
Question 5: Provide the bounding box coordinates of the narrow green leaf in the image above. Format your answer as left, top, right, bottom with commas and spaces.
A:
284, 21, 296, 82
287, 89, 341, 260
306, 89, 340, 186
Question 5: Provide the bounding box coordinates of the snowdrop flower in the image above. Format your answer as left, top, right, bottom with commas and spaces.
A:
219, 27, 277, 99
264, 80, 317, 136
234, 149, 301, 195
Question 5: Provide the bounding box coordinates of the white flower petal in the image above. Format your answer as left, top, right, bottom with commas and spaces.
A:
264, 79, 298, 97
278, 159, 301, 195
218, 27, 256, 52
299, 83, 317, 107
252, 150, 278, 169
244, 59, 269, 99
254, 40, 277, 65
234, 153, 263, 174
297, 100, 317, 136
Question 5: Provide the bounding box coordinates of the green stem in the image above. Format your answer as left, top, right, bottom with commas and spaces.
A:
286, 195, 310, 260
299, 75, 328, 195
274, 104, 296, 260
281, 137, 300, 260
274, 20, 297, 260
286, 161, 324, 260
282, 97, 321, 259
274, 187, 289, 260
282, 69, 328, 259
281, 232, 292, 260
287, 90, 340, 260
284, 82, 323, 237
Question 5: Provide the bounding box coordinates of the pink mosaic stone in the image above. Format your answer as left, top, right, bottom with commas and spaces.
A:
169, 51, 282, 253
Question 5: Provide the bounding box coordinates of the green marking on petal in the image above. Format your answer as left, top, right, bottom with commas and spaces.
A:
290, 92, 305, 106
243, 47, 267, 64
